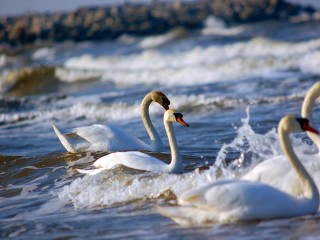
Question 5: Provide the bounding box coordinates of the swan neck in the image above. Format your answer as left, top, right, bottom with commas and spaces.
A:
141, 94, 163, 151
301, 89, 316, 125
164, 119, 183, 173
279, 126, 319, 203
301, 88, 320, 149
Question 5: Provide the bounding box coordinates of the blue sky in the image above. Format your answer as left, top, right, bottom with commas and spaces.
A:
0, 0, 318, 17
0, 0, 123, 16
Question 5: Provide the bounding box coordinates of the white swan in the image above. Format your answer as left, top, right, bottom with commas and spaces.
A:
77, 109, 189, 175
52, 91, 170, 153
157, 115, 319, 225
242, 82, 320, 195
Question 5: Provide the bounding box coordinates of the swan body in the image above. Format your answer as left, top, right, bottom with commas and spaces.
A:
52, 91, 170, 153
242, 82, 320, 195
77, 109, 189, 175
157, 115, 319, 225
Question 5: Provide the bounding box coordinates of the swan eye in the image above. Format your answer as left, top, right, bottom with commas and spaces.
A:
296, 117, 318, 134
296, 117, 309, 130
173, 113, 183, 119
162, 98, 170, 105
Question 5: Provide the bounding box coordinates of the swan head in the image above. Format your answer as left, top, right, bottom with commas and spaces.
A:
279, 115, 318, 134
149, 91, 170, 110
165, 109, 189, 127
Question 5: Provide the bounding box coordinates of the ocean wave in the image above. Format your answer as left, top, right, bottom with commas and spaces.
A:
201, 16, 244, 36
0, 90, 307, 125
55, 37, 320, 86
170, 91, 306, 111
0, 67, 55, 95
139, 27, 188, 49
0, 93, 164, 125
55, 67, 103, 83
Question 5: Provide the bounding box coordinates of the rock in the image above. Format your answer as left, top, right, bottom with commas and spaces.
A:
207, 0, 317, 23
0, 0, 317, 48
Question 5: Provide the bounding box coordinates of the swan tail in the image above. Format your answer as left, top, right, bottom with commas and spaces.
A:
76, 168, 105, 176
52, 122, 77, 153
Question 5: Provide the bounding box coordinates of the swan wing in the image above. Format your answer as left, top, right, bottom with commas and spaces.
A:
74, 124, 150, 152
241, 159, 299, 195
241, 156, 289, 185
172, 180, 311, 223
242, 154, 320, 196
93, 151, 169, 173
53, 123, 149, 153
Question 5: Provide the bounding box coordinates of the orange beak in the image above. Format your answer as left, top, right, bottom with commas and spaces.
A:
176, 116, 189, 127
303, 123, 319, 134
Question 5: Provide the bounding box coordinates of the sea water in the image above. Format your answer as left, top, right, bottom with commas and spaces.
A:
1, 14, 320, 238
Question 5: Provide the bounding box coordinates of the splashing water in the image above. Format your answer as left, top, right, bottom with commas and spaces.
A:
214, 107, 280, 178
58, 168, 215, 209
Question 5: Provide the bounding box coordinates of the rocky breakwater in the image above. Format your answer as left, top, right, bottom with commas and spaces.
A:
0, 0, 317, 47
207, 0, 317, 23
0, 1, 209, 47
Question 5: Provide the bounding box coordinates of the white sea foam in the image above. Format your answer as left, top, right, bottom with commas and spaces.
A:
56, 37, 320, 86
55, 67, 103, 83
139, 28, 187, 49
66, 98, 165, 121
299, 51, 320, 75
0, 54, 7, 68
170, 91, 306, 111
32, 47, 55, 60
0, 90, 306, 126
202, 16, 243, 36
0, 92, 166, 127
58, 168, 215, 209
